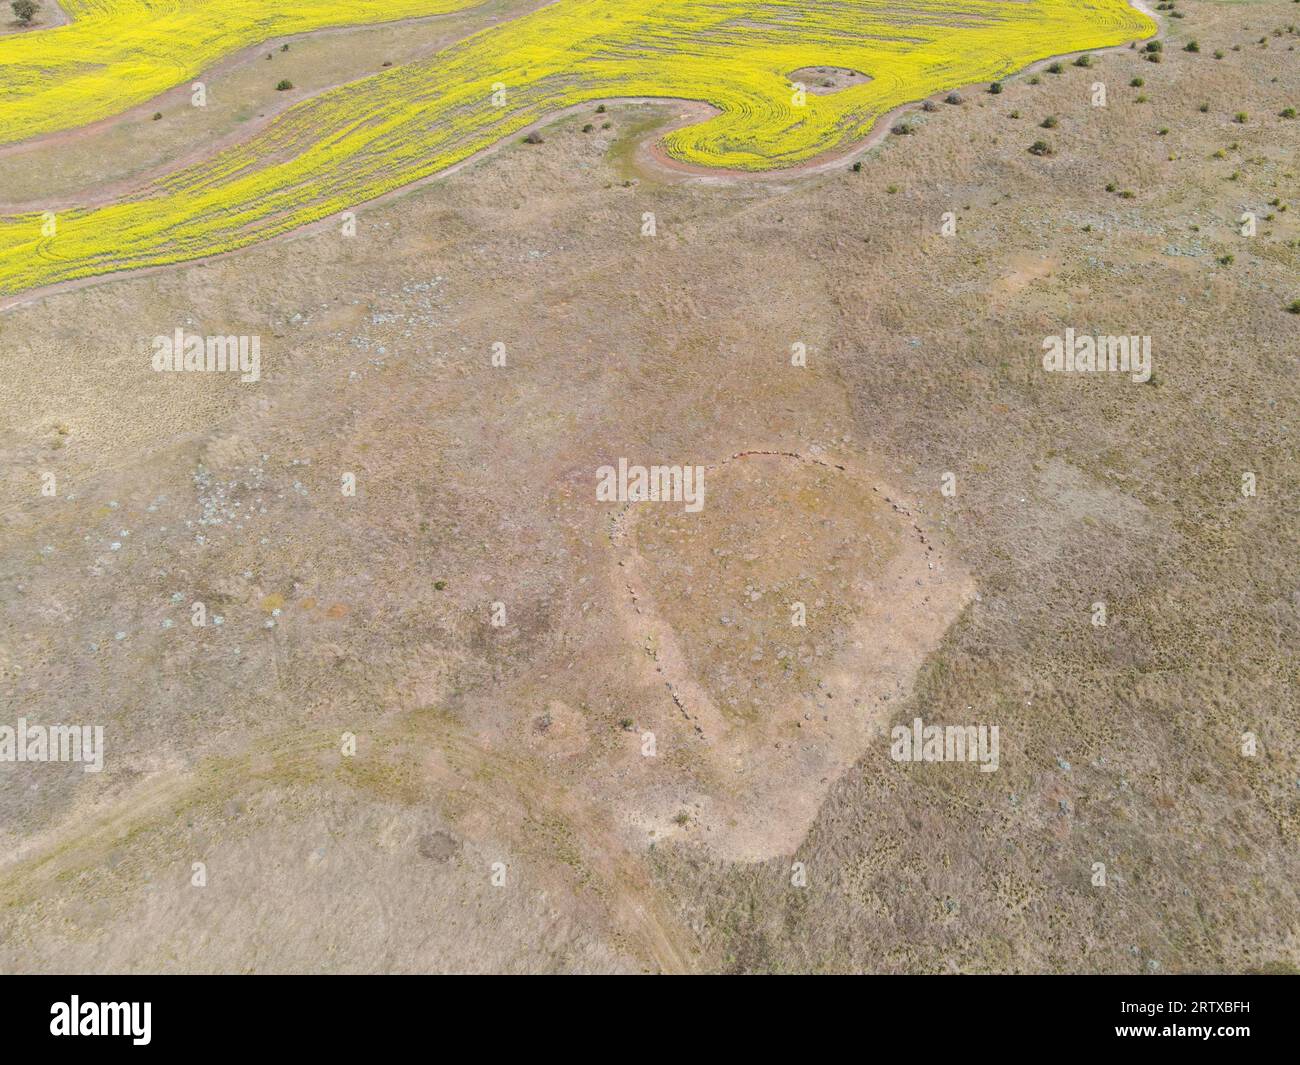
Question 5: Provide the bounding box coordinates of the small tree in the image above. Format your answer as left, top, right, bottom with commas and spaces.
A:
12, 0, 38, 24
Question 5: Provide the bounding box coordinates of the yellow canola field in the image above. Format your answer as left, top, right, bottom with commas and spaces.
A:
0, 0, 483, 146
0, 0, 1155, 298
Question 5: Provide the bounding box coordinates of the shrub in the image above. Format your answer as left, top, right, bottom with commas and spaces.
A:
1185, 40, 1200, 52
1047, 61, 1063, 74
1234, 111, 1248, 123
1130, 77, 1145, 87
1073, 54, 1093, 67
582, 123, 594, 132
1028, 139, 1052, 156
922, 100, 938, 112
523, 131, 543, 144
1199, 102, 1209, 112
1281, 107, 1297, 118
945, 92, 963, 105
1287, 299, 1300, 314
11, 0, 36, 24
989, 81, 1003, 94
1040, 115, 1058, 128
1146, 40, 1163, 52
275, 79, 293, 91
891, 121, 913, 135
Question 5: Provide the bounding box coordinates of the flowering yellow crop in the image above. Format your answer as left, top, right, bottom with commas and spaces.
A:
0, 0, 481, 146
0, 0, 1154, 298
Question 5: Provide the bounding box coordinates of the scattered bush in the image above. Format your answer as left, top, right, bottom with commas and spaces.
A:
1047, 61, 1063, 74
1281, 107, 1297, 118
1185, 40, 1199, 52
989, 81, 1003, 94
523, 131, 543, 144
891, 121, 913, 135
11, 0, 36, 25
1073, 54, 1093, 67
1028, 139, 1053, 156
275, 79, 293, 91
945, 91, 963, 105
1130, 77, 1145, 87
1234, 111, 1248, 123
1040, 115, 1058, 128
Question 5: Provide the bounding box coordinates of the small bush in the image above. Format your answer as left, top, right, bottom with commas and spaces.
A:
11, 0, 36, 25
1185, 40, 1199, 52
1047, 61, 1063, 74
989, 81, 1003, 94
275, 79, 293, 91
582, 123, 594, 132
1130, 77, 1145, 87
1074, 54, 1093, 67
891, 121, 913, 135
1287, 299, 1300, 314
945, 92, 963, 105
1234, 111, 1248, 123
523, 131, 543, 144
1028, 139, 1053, 156
1281, 107, 1297, 118
1040, 115, 1058, 128
922, 100, 938, 112
152, 111, 162, 121
1199, 102, 1209, 112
